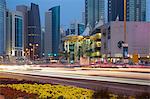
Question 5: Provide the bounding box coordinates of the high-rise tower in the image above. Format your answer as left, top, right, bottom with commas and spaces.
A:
28, 3, 41, 58
44, 6, 60, 58
0, 0, 6, 55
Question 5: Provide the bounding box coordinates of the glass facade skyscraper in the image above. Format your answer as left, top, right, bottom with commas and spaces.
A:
128, 0, 146, 21
49, 6, 60, 56
15, 16, 23, 48
108, 0, 124, 22
108, 0, 146, 22
11, 11, 24, 57
85, 0, 105, 29
44, 6, 60, 57
0, 0, 6, 55
16, 5, 28, 50
28, 3, 41, 58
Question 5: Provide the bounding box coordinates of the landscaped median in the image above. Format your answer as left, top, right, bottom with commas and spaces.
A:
0, 84, 94, 99
0, 77, 147, 99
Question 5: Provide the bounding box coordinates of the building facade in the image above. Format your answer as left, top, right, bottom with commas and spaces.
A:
85, 0, 106, 29
68, 21, 85, 36
107, 0, 146, 22
6, 10, 12, 56
16, 5, 28, 51
44, 6, 60, 58
101, 21, 150, 58
28, 3, 41, 58
128, 0, 146, 21
44, 11, 52, 57
0, 0, 6, 55
108, 0, 124, 22
11, 11, 24, 57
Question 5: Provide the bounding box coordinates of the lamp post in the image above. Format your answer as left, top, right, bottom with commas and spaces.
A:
29, 43, 39, 60
123, 0, 128, 60
25, 48, 30, 59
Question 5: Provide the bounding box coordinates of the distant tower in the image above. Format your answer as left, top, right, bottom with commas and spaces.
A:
44, 6, 60, 58
82, 12, 85, 24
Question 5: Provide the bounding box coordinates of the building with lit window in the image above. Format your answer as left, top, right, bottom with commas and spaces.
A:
28, 3, 41, 58
64, 33, 102, 64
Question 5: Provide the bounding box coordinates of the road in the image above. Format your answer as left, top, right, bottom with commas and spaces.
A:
0, 65, 150, 95
0, 65, 150, 85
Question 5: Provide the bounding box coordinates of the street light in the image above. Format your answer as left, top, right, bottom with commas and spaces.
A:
25, 48, 30, 58
29, 43, 39, 60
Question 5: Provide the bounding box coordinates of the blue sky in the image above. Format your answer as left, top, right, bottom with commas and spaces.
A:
6, 0, 84, 28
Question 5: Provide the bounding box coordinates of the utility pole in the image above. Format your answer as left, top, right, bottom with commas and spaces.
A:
124, 0, 127, 43
123, 0, 128, 60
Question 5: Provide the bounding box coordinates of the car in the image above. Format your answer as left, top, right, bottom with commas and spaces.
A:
50, 60, 58, 63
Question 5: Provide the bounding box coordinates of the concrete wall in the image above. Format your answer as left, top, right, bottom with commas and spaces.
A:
100, 21, 150, 57
110, 21, 150, 57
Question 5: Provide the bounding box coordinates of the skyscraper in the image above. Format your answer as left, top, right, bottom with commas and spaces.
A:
44, 6, 60, 58
108, 0, 124, 22
0, 0, 6, 55
85, 0, 105, 29
45, 11, 52, 57
107, 0, 146, 22
82, 12, 85, 24
28, 3, 41, 58
6, 10, 12, 56
6, 11, 24, 58
16, 5, 28, 51
128, 0, 146, 21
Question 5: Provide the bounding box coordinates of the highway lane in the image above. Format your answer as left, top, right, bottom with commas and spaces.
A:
39, 68, 150, 80
2, 68, 150, 86
0, 65, 150, 85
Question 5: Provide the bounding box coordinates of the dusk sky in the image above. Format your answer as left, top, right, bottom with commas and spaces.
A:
6, 0, 84, 28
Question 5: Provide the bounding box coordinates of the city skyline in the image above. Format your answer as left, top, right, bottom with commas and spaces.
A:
6, 0, 84, 27
0, 1, 150, 98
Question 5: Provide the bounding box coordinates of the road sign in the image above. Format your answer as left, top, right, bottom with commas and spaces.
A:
123, 46, 128, 59
122, 43, 128, 47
